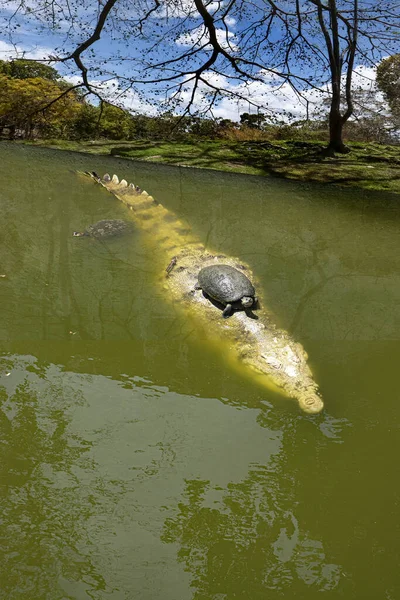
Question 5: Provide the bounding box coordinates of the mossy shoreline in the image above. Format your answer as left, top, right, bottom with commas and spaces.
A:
15, 138, 400, 194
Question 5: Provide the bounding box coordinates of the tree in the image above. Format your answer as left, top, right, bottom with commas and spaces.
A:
95, 103, 135, 139
376, 54, 400, 125
2, 1, 400, 151
0, 59, 60, 81
0, 75, 81, 138
187, 117, 220, 138
240, 113, 267, 130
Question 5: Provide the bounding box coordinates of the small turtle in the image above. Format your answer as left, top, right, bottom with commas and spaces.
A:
73, 219, 134, 239
196, 264, 257, 318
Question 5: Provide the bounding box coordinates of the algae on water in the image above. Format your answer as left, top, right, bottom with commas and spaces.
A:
79, 171, 324, 414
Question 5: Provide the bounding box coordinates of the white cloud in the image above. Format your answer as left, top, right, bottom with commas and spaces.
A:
163, 70, 317, 122
0, 38, 53, 60
65, 65, 380, 123
97, 79, 159, 114
63, 74, 159, 115
224, 16, 236, 27
351, 65, 376, 89
155, 64, 381, 122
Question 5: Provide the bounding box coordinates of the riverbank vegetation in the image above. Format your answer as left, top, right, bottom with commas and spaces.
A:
21, 138, 400, 194
1, 59, 399, 193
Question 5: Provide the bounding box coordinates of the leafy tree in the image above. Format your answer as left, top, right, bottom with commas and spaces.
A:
240, 113, 267, 130
0, 59, 60, 81
68, 102, 100, 139
187, 117, 220, 138
70, 104, 156, 140
218, 119, 237, 131
97, 104, 134, 139
376, 54, 400, 124
0, 75, 81, 138
129, 115, 152, 138
145, 113, 183, 139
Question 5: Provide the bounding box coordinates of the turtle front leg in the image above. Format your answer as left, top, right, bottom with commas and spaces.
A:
222, 303, 233, 318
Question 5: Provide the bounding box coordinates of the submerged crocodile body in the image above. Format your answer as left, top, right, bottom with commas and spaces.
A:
79, 171, 324, 414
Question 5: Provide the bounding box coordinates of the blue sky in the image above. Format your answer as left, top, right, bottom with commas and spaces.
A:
0, 0, 388, 122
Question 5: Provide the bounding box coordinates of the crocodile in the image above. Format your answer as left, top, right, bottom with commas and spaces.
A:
79, 170, 324, 414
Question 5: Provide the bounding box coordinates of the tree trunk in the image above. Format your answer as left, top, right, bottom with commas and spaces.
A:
327, 108, 350, 154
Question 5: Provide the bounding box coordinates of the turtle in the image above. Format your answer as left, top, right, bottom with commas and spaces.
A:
73, 219, 134, 239
196, 264, 257, 318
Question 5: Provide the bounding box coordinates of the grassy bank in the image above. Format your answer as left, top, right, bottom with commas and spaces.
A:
19, 138, 400, 193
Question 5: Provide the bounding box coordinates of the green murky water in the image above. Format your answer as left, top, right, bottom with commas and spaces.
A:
0, 142, 399, 599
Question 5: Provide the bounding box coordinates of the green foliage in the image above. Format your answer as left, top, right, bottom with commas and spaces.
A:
69, 103, 150, 140
1, 2, 399, 154
187, 118, 221, 138
344, 117, 395, 144
130, 115, 152, 138
98, 104, 134, 139
143, 113, 178, 139
0, 59, 60, 81
68, 109, 230, 142
376, 54, 400, 122
68, 103, 99, 139
240, 112, 267, 130
0, 74, 81, 138
218, 119, 237, 131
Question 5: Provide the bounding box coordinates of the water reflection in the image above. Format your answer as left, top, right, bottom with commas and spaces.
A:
0, 353, 282, 598
1, 351, 349, 599
0, 354, 108, 599
162, 470, 341, 598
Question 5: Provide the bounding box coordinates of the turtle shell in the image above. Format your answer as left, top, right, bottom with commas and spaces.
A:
85, 219, 133, 238
198, 264, 255, 304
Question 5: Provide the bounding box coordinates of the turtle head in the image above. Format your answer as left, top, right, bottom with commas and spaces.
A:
241, 296, 254, 308
73, 231, 87, 237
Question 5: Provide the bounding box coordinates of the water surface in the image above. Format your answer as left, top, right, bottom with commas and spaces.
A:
0, 143, 399, 599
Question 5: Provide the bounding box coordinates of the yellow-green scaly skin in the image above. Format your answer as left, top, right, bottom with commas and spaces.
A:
79, 171, 324, 414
